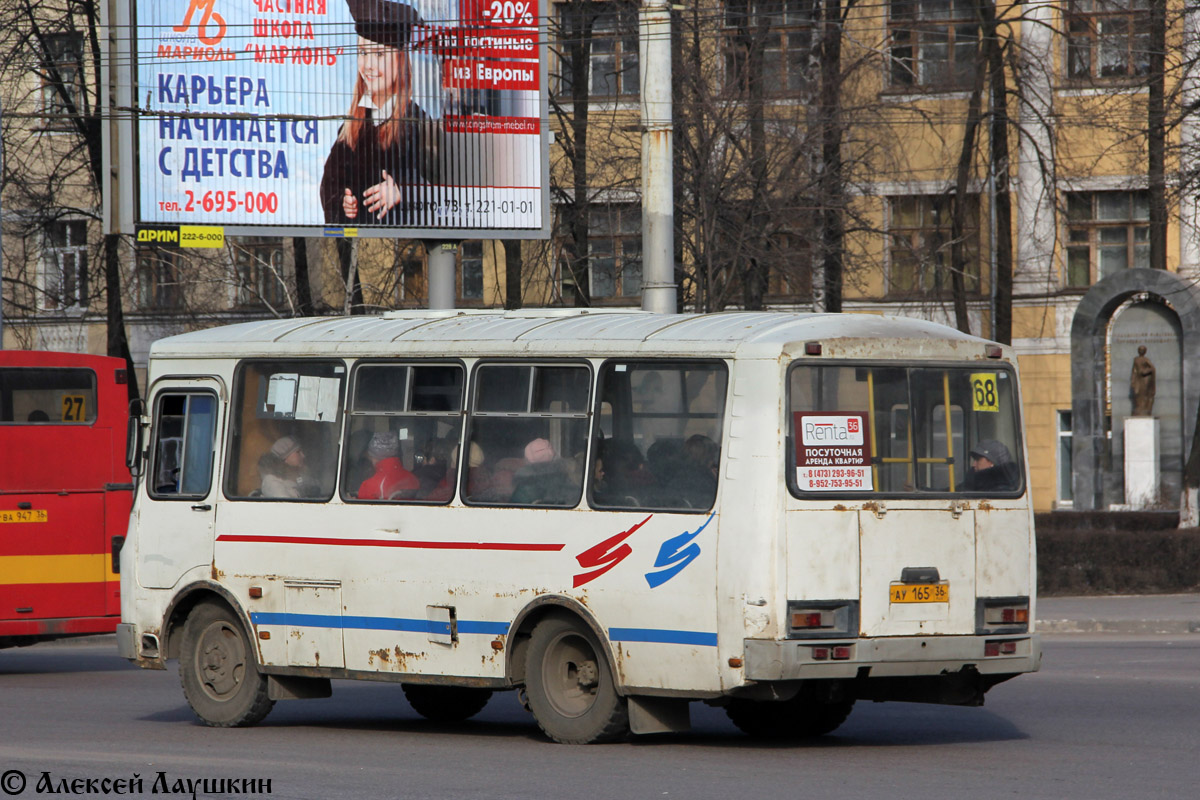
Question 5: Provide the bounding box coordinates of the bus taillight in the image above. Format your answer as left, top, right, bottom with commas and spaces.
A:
977, 597, 1031, 634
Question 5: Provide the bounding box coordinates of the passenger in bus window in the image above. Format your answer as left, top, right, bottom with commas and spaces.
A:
414, 437, 453, 498
26, 409, 49, 422
962, 440, 1018, 492
358, 432, 419, 500
461, 442, 491, 497
510, 438, 575, 506
595, 440, 659, 507
258, 436, 313, 499
656, 434, 718, 508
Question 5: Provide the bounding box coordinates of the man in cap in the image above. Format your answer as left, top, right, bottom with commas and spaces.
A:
962, 439, 1018, 492
320, 0, 441, 227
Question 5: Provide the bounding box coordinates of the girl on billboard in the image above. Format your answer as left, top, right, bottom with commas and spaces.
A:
320, 0, 441, 227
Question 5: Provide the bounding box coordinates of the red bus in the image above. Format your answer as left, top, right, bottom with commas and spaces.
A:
1, 351, 134, 648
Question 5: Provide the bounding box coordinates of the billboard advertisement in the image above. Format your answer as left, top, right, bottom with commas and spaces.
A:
131, 0, 548, 238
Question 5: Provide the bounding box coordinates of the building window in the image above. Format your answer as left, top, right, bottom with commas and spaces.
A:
136, 248, 183, 310
1065, 191, 1149, 287
39, 32, 83, 127
234, 239, 287, 308
723, 0, 816, 98
888, 195, 980, 296
766, 232, 813, 300
1057, 410, 1074, 507
590, 204, 642, 300
889, 0, 977, 90
1065, 0, 1150, 81
43, 220, 88, 310
461, 241, 484, 301
557, 2, 639, 99
394, 242, 427, 305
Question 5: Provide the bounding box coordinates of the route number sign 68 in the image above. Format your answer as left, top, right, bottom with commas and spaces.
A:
970, 373, 999, 413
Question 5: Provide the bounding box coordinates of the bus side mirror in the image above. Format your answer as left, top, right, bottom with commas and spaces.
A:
126, 399, 146, 479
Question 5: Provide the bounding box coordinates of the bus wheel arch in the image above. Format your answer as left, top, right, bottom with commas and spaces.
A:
162, 582, 252, 662
505, 595, 620, 689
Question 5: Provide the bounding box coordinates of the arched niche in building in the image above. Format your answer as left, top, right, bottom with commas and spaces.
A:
1070, 269, 1200, 510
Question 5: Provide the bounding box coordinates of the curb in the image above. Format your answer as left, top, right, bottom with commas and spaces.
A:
1037, 619, 1200, 635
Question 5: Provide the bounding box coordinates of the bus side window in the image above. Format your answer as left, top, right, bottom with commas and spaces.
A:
464, 363, 590, 508
225, 360, 344, 501
591, 361, 727, 513
149, 393, 217, 499
340, 363, 465, 504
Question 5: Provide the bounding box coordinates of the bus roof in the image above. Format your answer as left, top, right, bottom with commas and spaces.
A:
147, 310, 1004, 361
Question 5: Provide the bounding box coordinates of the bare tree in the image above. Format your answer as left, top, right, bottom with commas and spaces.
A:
548, 0, 641, 307
0, 0, 140, 397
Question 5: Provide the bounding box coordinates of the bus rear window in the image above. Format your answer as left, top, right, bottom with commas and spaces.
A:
0, 368, 97, 424
788, 364, 1022, 496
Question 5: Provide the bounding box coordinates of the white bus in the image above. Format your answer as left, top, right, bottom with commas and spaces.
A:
118, 310, 1039, 743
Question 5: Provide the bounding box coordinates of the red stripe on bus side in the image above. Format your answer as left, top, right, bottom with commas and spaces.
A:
216, 534, 565, 552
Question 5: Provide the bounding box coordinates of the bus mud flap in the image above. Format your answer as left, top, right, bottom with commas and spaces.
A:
628, 696, 691, 735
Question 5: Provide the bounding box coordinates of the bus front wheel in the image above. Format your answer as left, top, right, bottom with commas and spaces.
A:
179, 601, 275, 727
402, 684, 493, 723
525, 616, 629, 744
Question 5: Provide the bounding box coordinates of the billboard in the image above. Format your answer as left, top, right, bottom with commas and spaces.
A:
130, 0, 548, 239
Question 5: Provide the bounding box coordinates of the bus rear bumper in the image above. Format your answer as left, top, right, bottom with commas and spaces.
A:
743, 633, 1041, 682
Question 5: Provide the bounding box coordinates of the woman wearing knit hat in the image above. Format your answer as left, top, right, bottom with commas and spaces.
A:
258, 435, 311, 498
357, 431, 420, 499
510, 438, 578, 506
319, 0, 441, 227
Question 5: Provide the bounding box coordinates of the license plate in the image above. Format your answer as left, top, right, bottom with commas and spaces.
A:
0, 509, 48, 524
890, 583, 949, 603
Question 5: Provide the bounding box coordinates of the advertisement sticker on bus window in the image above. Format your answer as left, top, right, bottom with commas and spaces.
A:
970, 373, 1000, 413
793, 412, 873, 491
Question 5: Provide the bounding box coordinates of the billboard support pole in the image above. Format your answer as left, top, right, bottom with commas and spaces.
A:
428, 241, 458, 310
639, 0, 677, 315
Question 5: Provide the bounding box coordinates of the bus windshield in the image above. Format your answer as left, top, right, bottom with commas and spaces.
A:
789, 363, 1023, 496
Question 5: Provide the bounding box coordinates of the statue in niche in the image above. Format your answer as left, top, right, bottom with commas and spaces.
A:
1130, 345, 1157, 416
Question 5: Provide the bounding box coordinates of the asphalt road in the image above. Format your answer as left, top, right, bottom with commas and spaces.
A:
1, 635, 1197, 800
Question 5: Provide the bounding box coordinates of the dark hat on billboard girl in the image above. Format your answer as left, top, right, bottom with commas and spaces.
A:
347, 0, 423, 48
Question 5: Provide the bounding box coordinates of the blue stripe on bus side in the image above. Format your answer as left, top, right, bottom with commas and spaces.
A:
608, 627, 718, 647
249, 614, 715, 646
249, 612, 508, 636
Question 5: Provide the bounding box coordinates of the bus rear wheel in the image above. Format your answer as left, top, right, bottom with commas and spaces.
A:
402, 684, 493, 723
725, 690, 855, 739
179, 601, 274, 727
525, 616, 629, 744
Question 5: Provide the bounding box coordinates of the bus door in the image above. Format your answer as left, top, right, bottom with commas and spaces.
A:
137, 379, 224, 590
854, 367, 1019, 638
